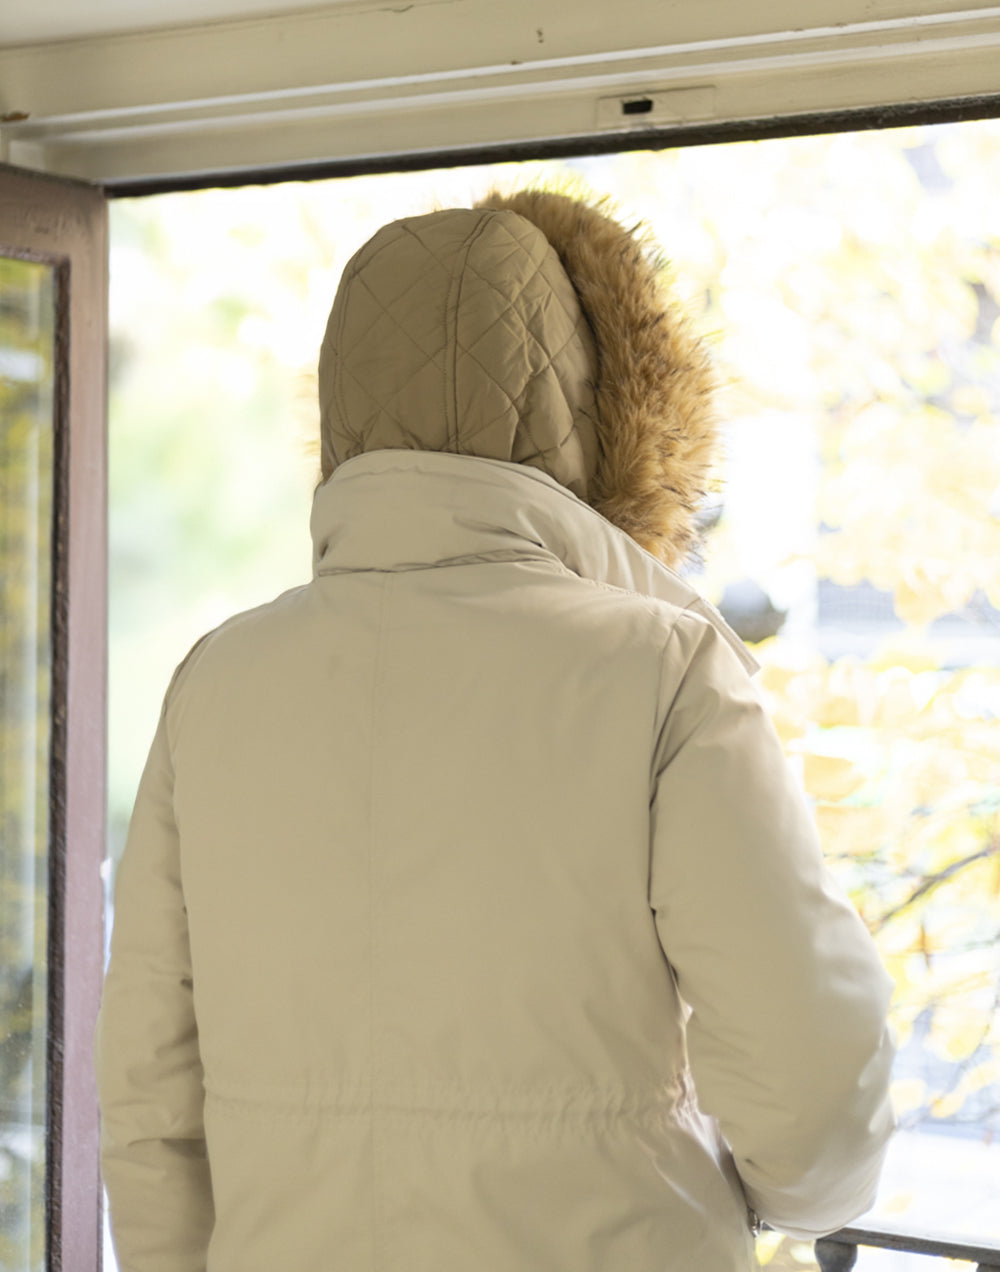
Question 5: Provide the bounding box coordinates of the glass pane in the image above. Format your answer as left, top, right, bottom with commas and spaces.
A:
0, 257, 55, 1272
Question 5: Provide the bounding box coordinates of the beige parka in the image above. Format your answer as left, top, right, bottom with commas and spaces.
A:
96, 193, 896, 1272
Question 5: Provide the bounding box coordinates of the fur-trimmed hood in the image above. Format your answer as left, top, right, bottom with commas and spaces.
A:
318, 189, 717, 568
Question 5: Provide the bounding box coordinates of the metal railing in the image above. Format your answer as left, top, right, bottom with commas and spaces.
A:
814, 1225, 1000, 1270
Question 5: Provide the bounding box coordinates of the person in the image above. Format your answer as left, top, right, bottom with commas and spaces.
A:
95, 187, 896, 1272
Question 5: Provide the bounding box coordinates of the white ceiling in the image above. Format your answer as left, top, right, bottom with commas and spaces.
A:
0, 0, 355, 46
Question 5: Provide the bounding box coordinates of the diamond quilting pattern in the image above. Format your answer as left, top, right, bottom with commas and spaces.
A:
320, 208, 599, 497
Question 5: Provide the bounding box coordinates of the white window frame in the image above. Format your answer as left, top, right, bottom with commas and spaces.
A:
1, 0, 1000, 188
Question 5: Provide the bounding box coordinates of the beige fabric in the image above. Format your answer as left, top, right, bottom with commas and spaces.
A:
97, 450, 896, 1272
473, 189, 719, 569
319, 208, 600, 501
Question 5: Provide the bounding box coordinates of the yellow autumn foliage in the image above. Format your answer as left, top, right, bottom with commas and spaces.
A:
802, 753, 867, 803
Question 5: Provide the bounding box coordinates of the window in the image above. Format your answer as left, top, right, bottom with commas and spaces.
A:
1, 253, 54, 1272
0, 166, 107, 1272
106, 119, 1000, 1269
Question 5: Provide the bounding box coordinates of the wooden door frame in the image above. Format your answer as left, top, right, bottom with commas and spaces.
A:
0, 162, 107, 1272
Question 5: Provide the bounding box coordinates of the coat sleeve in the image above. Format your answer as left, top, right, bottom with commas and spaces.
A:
95, 687, 214, 1272
649, 612, 896, 1239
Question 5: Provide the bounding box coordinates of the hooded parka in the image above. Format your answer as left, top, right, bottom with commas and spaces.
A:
96, 194, 896, 1272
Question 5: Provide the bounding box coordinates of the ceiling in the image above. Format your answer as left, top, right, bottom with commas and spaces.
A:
0, 0, 355, 46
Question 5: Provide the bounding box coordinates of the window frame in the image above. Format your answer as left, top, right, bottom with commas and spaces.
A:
3, 0, 1000, 188
0, 162, 108, 1272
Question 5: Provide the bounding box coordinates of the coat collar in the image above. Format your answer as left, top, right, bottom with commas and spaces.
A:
310, 450, 757, 675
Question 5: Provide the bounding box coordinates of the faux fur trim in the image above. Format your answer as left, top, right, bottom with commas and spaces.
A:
474, 188, 718, 570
